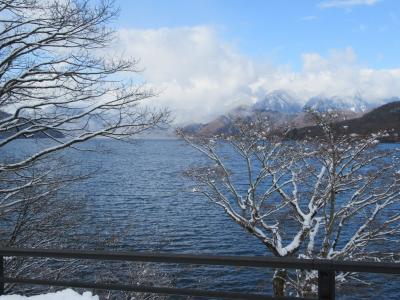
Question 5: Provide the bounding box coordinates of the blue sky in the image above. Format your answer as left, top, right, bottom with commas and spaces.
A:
112, 0, 400, 123
117, 0, 400, 70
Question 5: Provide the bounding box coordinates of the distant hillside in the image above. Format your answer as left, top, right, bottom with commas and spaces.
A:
193, 115, 235, 136
182, 101, 400, 142
182, 106, 361, 137
0, 111, 64, 139
288, 101, 400, 142
183, 110, 298, 137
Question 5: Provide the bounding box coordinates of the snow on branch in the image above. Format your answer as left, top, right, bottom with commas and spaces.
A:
180, 110, 400, 297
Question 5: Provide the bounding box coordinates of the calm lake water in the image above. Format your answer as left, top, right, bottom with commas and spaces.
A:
3, 139, 400, 299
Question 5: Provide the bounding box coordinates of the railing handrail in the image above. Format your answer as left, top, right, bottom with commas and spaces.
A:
0, 247, 399, 274
0, 247, 399, 300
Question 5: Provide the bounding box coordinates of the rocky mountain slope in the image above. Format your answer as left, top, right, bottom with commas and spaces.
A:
288, 101, 400, 142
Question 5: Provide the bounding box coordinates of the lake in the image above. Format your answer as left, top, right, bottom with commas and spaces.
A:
3, 139, 400, 299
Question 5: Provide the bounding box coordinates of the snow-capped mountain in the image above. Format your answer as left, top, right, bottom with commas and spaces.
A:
182, 90, 400, 137
252, 90, 381, 114
304, 94, 370, 113
252, 90, 302, 114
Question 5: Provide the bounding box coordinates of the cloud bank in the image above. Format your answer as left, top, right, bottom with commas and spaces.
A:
318, 0, 381, 9
116, 26, 400, 124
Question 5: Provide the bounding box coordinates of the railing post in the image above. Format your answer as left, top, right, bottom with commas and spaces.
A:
318, 270, 335, 300
0, 255, 4, 295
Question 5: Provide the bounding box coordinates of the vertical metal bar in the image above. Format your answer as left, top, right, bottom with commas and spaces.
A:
0, 255, 4, 295
318, 270, 335, 300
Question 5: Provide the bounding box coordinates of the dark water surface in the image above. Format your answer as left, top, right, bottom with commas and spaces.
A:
4, 139, 400, 299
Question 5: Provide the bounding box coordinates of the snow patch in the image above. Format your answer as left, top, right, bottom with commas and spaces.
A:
0, 289, 98, 300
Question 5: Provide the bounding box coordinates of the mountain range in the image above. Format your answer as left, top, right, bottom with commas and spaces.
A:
0, 111, 64, 139
183, 90, 400, 141
253, 90, 377, 114
288, 101, 400, 142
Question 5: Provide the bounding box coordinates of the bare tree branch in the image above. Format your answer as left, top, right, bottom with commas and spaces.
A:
180, 111, 400, 297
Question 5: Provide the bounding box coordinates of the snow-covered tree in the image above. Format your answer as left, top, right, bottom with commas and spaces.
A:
0, 0, 169, 214
180, 112, 400, 297
0, 0, 168, 295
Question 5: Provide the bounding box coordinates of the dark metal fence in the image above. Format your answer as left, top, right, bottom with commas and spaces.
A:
0, 247, 399, 300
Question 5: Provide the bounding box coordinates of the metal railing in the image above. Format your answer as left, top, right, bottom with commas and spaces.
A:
0, 247, 399, 300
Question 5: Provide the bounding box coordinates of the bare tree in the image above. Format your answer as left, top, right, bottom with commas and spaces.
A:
0, 155, 88, 294
0, 0, 169, 212
0, 0, 169, 295
179, 112, 400, 297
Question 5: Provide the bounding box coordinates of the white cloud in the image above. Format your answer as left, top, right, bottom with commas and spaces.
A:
116, 26, 260, 123
319, 0, 381, 9
252, 48, 400, 103
115, 26, 400, 124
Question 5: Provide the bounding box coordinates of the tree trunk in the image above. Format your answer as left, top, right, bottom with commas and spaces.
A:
273, 268, 287, 296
